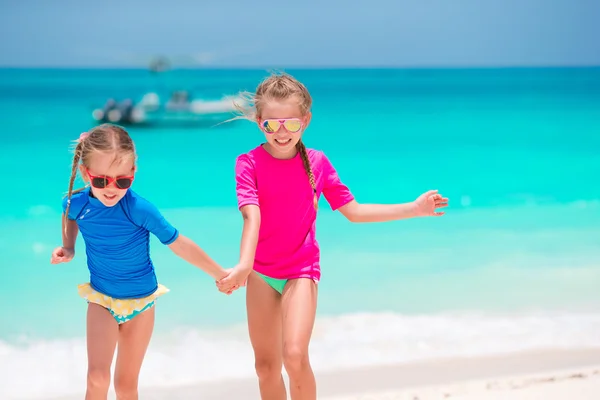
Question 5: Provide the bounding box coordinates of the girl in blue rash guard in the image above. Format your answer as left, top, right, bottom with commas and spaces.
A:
50, 123, 236, 400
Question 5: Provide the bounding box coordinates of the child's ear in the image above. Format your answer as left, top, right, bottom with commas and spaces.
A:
78, 164, 88, 182
304, 112, 312, 129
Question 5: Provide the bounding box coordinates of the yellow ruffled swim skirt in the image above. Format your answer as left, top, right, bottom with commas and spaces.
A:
77, 283, 169, 324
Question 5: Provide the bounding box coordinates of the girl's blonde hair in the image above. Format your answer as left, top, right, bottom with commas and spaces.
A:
233, 72, 318, 210
64, 123, 136, 219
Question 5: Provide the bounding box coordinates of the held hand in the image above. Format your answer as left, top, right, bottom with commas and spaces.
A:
414, 190, 449, 217
50, 247, 75, 264
216, 265, 251, 295
215, 268, 239, 295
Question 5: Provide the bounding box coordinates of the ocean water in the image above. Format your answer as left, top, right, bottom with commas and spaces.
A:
1, 67, 600, 399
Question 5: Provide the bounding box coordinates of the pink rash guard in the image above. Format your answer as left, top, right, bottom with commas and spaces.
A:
235, 144, 354, 282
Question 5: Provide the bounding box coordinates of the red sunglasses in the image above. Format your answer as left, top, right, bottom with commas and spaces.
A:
86, 169, 134, 189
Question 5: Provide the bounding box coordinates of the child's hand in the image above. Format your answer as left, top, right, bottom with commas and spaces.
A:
414, 190, 449, 217
50, 247, 75, 264
216, 265, 251, 294
215, 268, 239, 295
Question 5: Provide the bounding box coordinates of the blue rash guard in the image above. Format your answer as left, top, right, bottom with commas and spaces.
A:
62, 188, 179, 299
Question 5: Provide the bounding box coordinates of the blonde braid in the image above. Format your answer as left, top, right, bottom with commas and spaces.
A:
64, 141, 83, 236
296, 140, 318, 210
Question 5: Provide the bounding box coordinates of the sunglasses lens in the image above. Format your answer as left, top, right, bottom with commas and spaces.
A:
115, 178, 133, 189
283, 120, 302, 133
262, 120, 281, 133
91, 177, 108, 188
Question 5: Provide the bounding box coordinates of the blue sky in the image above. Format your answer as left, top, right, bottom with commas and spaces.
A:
1, 0, 598, 68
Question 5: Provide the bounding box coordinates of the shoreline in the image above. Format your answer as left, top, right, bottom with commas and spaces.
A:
50, 348, 600, 400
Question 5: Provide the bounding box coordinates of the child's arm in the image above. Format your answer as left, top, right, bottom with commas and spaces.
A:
337, 190, 447, 223
216, 204, 260, 293
237, 204, 260, 271
62, 214, 79, 250
318, 152, 448, 223
216, 154, 261, 293
168, 235, 228, 281
51, 215, 78, 264
131, 196, 228, 281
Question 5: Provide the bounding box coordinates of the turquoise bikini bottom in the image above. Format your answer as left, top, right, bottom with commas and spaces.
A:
255, 271, 288, 294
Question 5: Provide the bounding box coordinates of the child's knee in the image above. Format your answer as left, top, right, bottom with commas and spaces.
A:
87, 368, 110, 391
282, 345, 310, 375
114, 374, 139, 399
255, 356, 282, 381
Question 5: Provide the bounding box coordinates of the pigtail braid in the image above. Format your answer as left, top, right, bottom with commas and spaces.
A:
296, 140, 318, 210
64, 141, 83, 234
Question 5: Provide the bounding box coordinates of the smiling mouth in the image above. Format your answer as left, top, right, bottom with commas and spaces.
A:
275, 138, 292, 146
104, 194, 118, 201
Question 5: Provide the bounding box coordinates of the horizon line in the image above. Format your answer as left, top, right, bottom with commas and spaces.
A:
0, 64, 599, 71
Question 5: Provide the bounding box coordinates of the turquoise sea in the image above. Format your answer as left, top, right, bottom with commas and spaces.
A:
1, 67, 600, 399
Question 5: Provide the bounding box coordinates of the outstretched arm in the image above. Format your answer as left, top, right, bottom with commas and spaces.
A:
338, 190, 448, 223
130, 195, 227, 280
317, 153, 447, 223
168, 235, 228, 281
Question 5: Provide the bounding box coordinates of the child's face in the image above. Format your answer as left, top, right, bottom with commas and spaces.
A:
258, 97, 311, 158
80, 151, 135, 207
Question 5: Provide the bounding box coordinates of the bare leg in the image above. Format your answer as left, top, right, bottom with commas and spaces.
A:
113, 306, 155, 400
281, 278, 318, 400
86, 303, 119, 400
247, 272, 286, 400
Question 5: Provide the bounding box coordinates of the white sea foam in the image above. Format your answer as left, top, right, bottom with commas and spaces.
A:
2, 311, 600, 399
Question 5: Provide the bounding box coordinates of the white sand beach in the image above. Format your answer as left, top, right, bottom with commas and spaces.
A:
51, 348, 600, 400
324, 365, 600, 400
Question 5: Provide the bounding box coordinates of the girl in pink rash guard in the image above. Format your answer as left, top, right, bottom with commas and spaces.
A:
217, 73, 448, 400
